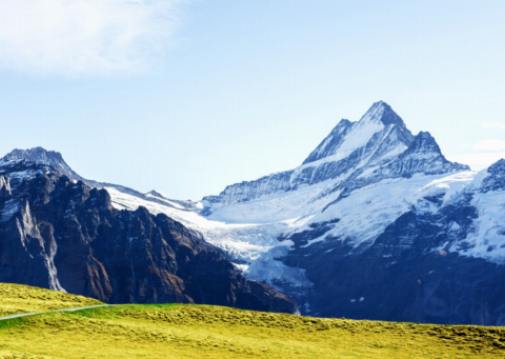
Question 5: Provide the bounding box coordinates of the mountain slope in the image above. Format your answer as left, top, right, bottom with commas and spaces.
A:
0, 159, 295, 313
283, 167, 505, 323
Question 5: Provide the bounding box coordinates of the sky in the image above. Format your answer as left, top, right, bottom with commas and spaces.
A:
0, 0, 504, 200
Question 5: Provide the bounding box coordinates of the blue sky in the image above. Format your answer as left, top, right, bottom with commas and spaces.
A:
0, 0, 504, 199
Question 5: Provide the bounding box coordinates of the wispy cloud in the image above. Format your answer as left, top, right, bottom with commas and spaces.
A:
0, 0, 183, 76
481, 122, 505, 131
451, 152, 505, 171
450, 139, 505, 170
473, 139, 505, 152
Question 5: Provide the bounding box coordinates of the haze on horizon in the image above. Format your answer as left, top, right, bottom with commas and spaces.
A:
0, 0, 504, 200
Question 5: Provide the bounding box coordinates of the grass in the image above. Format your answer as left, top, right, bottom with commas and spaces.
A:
0, 283, 100, 317
0, 284, 504, 358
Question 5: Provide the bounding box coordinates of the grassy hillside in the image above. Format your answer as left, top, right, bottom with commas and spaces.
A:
0, 283, 101, 316
0, 285, 504, 358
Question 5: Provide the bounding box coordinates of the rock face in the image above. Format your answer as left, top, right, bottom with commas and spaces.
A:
481, 159, 505, 193
0, 161, 295, 313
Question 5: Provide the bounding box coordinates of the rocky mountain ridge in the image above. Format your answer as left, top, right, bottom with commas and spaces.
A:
0, 160, 295, 313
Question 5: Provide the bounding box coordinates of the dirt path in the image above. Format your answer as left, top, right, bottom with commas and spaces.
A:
0, 304, 108, 322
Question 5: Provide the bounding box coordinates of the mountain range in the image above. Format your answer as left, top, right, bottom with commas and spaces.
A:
1, 101, 505, 325
0, 150, 294, 313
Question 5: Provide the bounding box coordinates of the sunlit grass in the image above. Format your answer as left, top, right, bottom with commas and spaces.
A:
0, 284, 504, 358
0, 283, 100, 316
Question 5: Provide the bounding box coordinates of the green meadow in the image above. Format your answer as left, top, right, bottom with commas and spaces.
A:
0, 283, 504, 358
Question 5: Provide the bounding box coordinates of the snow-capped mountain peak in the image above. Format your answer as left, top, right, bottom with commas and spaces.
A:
204, 101, 466, 215
303, 101, 413, 165
407, 131, 442, 155
360, 100, 406, 126
0, 147, 82, 180
2, 147, 63, 164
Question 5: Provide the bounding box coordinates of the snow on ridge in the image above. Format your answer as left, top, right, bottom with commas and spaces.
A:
106, 186, 309, 288
440, 167, 505, 263
301, 174, 455, 248
301, 116, 384, 169
418, 171, 477, 204
106, 168, 484, 288
206, 177, 341, 224
203, 101, 424, 210
449, 187, 505, 263
301, 101, 400, 168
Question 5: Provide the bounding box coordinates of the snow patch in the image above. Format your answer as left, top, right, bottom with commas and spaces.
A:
300, 116, 384, 169
106, 186, 310, 289
452, 189, 505, 262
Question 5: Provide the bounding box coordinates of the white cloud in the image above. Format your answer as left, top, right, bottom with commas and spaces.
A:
0, 0, 183, 75
482, 122, 505, 131
473, 139, 505, 152
450, 152, 505, 171
449, 139, 505, 171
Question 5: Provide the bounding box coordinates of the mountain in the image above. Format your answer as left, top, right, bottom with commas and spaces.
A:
282, 166, 505, 323
81, 101, 503, 324
203, 101, 468, 213
2, 101, 504, 325
0, 147, 83, 180
194, 101, 505, 325
0, 155, 295, 313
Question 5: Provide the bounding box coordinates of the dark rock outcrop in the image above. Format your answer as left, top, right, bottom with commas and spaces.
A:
481, 159, 505, 193
0, 163, 295, 313
284, 194, 505, 325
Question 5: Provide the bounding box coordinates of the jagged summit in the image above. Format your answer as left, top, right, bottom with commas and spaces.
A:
397, 131, 469, 171
0, 147, 81, 180
303, 101, 413, 165
406, 131, 442, 155
360, 101, 406, 126
2, 146, 63, 164
204, 101, 470, 213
